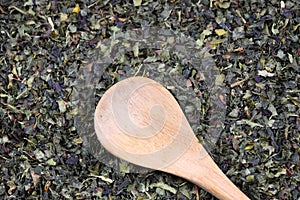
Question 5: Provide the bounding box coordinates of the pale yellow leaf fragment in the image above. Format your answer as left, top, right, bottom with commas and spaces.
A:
215, 29, 227, 36
27, 75, 35, 88
236, 10, 246, 24
293, 23, 300, 31
60, 13, 68, 21
47, 158, 57, 166
72, 4, 80, 14
57, 100, 67, 113
245, 141, 254, 150
258, 70, 275, 77
133, 0, 142, 6
7, 74, 14, 90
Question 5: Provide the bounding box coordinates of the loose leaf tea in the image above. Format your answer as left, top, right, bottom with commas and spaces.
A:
0, 0, 299, 199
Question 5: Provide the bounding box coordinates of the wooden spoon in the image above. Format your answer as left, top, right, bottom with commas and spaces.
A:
94, 76, 250, 200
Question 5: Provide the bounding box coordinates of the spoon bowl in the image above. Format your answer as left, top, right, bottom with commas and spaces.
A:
95, 77, 249, 200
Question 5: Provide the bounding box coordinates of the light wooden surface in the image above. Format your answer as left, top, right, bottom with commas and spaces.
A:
95, 76, 250, 200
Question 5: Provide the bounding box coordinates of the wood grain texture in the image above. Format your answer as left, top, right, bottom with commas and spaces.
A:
95, 76, 249, 200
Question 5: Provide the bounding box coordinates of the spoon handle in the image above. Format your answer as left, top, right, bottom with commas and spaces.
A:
163, 140, 250, 200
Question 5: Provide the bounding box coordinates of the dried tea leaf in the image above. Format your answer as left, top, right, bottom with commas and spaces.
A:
268, 103, 278, 117
276, 50, 285, 59
0, 93, 8, 98
179, 186, 192, 199
34, 149, 45, 161
215, 74, 225, 86
57, 100, 67, 113
246, 175, 255, 182
69, 24, 77, 33
245, 141, 254, 150
0, 135, 10, 144
7, 181, 17, 195
7, 74, 14, 89
30, 169, 41, 188
215, 29, 227, 36
263, 145, 275, 155
196, 29, 211, 46
293, 23, 300, 31
119, 162, 130, 173
133, 42, 139, 57
72, 3, 80, 14
237, 119, 263, 128
26, 75, 35, 88
232, 26, 245, 40
60, 13, 68, 21
243, 90, 252, 99
274, 168, 286, 177
258, 70, 275, 77
46, 158, 57, 166
236, 10, 246, 24
287, 53, 293, 63
219, 2, 231, 9
150, 182, 177, 194
267, 119, 275, 127
228, 108, 239, 118
271, 23, 279, 35
89, 174, 114, 183
211, 39, 223, 49
133, 0, 142, 7
72, 137, 83, 145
